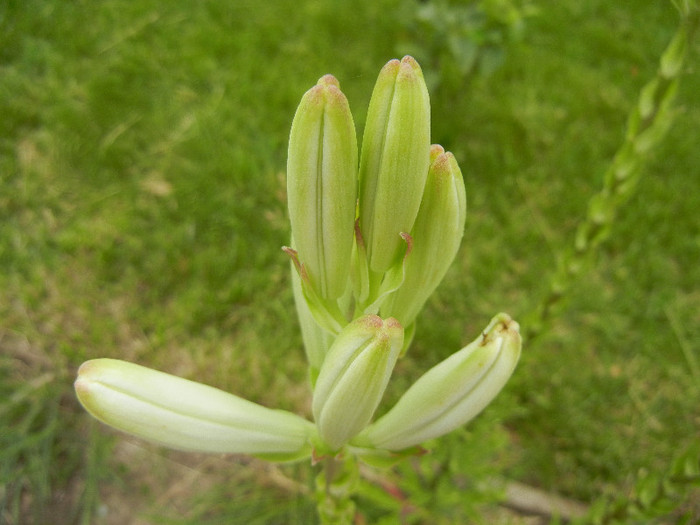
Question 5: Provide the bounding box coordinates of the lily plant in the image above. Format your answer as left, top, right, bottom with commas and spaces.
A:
75, 56, 522, 524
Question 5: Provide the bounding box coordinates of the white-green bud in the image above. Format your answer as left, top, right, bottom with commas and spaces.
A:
312, 315, 404, 451
75, 359, 314, 459
381, 145, 467, 326
287, 74, 358, 300
354, 313, 520, 451
358, 56, 431, 273
291, 262, 334, 383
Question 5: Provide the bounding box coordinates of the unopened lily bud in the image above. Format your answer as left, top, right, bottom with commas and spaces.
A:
312, 315, 404, 451
291, 264, 334, 383
75, 359, 314, 459
381, 145, 467, 326
355, 313, 520, 451
287, 74, 358, 300
358, 56, 431, 273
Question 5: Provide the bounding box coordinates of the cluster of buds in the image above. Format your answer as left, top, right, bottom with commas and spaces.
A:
75, 56, 521, 465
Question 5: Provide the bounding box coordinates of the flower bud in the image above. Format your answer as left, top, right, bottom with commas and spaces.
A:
381, 145, 467, 326
287, 74, 358, 300
291, 262, 334, 383
75, 359, 314, 459
354, 313, 520, 451
358, 56, 431, 273
312, 315, 404, 451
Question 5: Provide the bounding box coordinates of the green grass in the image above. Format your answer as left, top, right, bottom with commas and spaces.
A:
2, 0, 699, 523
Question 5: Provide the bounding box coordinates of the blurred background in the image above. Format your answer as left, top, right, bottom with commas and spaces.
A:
1, 0, 698, 523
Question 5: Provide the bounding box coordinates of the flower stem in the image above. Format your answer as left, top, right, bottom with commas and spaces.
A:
315, 455, 359, 524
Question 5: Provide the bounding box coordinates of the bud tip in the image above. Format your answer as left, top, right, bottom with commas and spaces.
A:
317, 74, 339, 88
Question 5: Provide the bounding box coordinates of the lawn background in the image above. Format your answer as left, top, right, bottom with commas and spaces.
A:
1, 0, 698, 523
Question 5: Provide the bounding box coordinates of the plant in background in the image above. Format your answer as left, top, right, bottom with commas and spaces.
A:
74, 56, 521, 523
397, 0, 535, 90
576, 443, 700, 525
524, 0, 700, 342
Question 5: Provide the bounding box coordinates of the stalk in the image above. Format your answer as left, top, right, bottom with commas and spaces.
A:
525, 5, 699, 341
315, 455, 359, 525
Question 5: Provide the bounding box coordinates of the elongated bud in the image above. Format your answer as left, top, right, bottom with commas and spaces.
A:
287, 74, 358, 300
381, 145, 467, 326
75, 359, 314, 460
291, 262, 334, 383
358, 56, 431, 273
354, 314, 520, 451
312, 315, 404, 451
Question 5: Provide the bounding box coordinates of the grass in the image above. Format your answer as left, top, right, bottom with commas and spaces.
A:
2, 0, 699, 523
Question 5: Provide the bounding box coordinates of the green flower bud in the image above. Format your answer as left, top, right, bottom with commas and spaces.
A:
75, 359, 314, 459
291, 262, 334, 383
381, 145, 467, 326
312, 315, 404, 451
660, 29, 688, 79
354, 313, 520, 451
358, 56, 431, 273
287, 74, 358, 300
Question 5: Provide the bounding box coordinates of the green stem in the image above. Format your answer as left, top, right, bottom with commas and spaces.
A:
315, 455, 359, 524
524, 5, 699, 342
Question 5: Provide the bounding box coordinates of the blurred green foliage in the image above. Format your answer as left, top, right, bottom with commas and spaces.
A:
576, 443, 700, 524
397, 0, 536, 90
